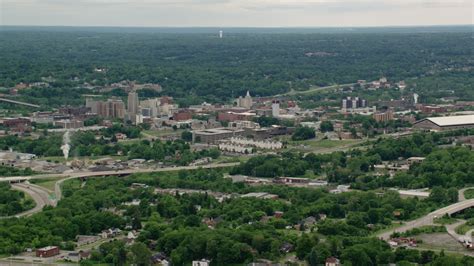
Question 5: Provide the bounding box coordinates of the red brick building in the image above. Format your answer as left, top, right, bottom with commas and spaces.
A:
173, 111, 192, 121
160, 96, 173, 105
417, 105, 449, 114
36, 246, 60, 258
217, 111, 256, 122
1, 118, 32, 134
2, 118, 31, 128
373, 110, 394, 122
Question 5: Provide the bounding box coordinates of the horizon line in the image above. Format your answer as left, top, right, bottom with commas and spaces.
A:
1, 24, 473, 29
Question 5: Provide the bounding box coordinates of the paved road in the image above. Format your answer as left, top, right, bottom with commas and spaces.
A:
3, 182, 55, 218
446, 220, 468, 241
465, 229, 474, 240
0, 162, 239, 217
378, 198, 474, 240
0, 97, 40, 108
277, 83, 357, 96
55, 162, 239, 201
0, 162, 240, 183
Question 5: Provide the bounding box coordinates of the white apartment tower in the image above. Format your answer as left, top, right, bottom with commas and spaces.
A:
272, 100, 280, 117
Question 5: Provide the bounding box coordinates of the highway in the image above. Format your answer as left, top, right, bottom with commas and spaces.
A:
2, 182, 55, 219
0, 162, 239, 218
277, 83, 357, 96
378, 197, 474, 240
0, 162, 240, 183
0, 98, 40, 108
7, 161, 474, 236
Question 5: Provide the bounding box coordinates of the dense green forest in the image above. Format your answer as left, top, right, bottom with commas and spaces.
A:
0, 170, 470, 265
0, 27, 473, 265
0, 29, 472, 104
0, 132, 219, 165
232, 129, 474, 190
0, 165, 35, 177
0, 182, 35, 216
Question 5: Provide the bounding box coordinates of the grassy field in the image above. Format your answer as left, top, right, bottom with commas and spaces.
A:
434, 216, 459, 225
455, 223, 474, 235
416, 233, 471, 255
370, 222, 404, 237
117, 138, 143, 144
30, 176, 63, 191
213, 155, 250, 164
292, 139, 360, 148
143, 129, 183, 137
285, 138, 364, 154
464, 189, 474, 200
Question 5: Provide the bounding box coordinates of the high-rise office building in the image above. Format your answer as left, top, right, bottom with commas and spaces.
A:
140, 97, 178, 117
341, 97, 367, 110
127, 92, 139, 123
86, 98, 125, 119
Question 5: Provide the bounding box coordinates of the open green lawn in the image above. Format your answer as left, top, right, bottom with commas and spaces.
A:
455, 223, 474, 235
286, 138, 364, 153
434, 216, 459, 225
370, 222, 404, 236
415, 233, 470, 255
464, 189, 474, 200
30, 176, 63, 191
213, 155, 249, 164
117, 138, 143, 144
143, 129, 183, 137
294, 139, 360, 148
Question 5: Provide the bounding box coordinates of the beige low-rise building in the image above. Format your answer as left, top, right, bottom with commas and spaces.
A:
192, 128, 245, 143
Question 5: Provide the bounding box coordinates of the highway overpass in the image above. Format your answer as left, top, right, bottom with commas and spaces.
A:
0, 162, 240, 183
0, 98, 40, 108
0, 162, 239, 218
378, 198, 474, 240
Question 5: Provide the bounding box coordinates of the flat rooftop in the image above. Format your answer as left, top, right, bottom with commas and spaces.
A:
193, 128, 244, 135
423, 115, 474, 127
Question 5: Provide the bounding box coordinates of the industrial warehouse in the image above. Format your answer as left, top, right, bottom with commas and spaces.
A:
413, 115, 474, 131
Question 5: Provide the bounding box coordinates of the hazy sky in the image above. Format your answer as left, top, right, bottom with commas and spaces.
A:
1, 0, 473, 27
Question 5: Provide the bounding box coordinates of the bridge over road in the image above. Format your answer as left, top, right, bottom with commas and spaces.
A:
0, 163, 239, 217
0, 162, 240, 184
378, 198, 474, 240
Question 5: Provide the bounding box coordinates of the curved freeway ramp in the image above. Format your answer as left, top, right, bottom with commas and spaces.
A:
378, 198, 474, 240
0, 162, 240, 184
0, 182, 55, 219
